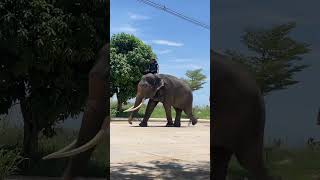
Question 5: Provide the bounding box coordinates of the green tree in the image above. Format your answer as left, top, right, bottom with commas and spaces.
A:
182, 69, 207, 91
0, 0, 106, 158
225, 22, 311, 95
110, 33, 156, 112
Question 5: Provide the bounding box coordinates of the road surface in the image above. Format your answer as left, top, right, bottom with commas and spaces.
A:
110, 120, 210, 180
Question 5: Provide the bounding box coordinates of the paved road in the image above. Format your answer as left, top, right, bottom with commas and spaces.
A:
110, 121, 210, 180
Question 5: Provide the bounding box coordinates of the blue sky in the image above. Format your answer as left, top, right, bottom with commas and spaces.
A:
111, 0, 210, 106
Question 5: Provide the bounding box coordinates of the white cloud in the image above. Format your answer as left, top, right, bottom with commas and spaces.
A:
172, 58, 194, 63
111, 24, 138, 34
128, 12, 151, 20
161, 63, 203, 70
155, 49, 172, 55
151, 40, 184, 47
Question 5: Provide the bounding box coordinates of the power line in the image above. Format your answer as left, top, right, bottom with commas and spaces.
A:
136, 0, 210, 30
137, 0, 209, 30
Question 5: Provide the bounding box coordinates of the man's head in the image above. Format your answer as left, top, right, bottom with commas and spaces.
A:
151, 58, 156, 62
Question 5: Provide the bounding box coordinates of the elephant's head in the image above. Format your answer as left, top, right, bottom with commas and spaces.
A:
124, 73, 164, 124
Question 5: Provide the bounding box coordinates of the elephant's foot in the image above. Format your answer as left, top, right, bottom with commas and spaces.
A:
191, 118, 198, 125
139, 121, 148, 127
174, 121, 181, 127
166, 121, 174, 127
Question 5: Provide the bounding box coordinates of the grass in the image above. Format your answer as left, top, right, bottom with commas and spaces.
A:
0, 149, 25, 180
228, 146, 320, 179
110, 101, 210, 119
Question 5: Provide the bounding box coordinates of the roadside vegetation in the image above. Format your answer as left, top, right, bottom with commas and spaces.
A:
0, 121, 107, 178
110, 101, 210, 119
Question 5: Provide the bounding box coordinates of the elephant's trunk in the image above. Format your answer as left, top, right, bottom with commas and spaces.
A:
125, 94, 145, 124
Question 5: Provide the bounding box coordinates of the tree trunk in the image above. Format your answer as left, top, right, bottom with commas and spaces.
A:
23, 121, 39, 158
116, 94, 122, 112
20, 100, 39, 159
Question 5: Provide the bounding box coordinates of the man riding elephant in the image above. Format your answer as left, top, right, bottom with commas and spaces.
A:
144, 57, 159, 75
124, 73, 198, 127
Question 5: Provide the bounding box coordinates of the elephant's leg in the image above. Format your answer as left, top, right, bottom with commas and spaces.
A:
139, 100, 158, 127
235, 144, 270, 180
183, 106, 198, 125
213, 146, 233, 180
174, 108, 182, 127
163, 103, 174, 127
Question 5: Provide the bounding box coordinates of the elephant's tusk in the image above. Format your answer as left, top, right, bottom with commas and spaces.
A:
124, 99, 145, 112
42, 129, 107, 160
42, 116, 109, 160
42, 140, 77, 158
123, 105, 135, 112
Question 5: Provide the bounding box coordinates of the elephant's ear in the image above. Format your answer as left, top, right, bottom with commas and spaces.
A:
156, 79, 164, 91
154, 76, 164, 91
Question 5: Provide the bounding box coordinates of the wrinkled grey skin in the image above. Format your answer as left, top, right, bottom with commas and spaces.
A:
62, 44, 108, 180
129, 73, 198, 127
212, 50, 273, 180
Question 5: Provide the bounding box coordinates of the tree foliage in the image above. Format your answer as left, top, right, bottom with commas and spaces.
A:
110, 33, 156, 111
182, 69, 206, 91
225, 22, 311, 95
0, 0, 107, 157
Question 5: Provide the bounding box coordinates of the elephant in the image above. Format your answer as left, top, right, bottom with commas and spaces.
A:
212, 49, 273, 180
41, 1, 110, 179
124, 73, 198, 127
42, 43, 109, 180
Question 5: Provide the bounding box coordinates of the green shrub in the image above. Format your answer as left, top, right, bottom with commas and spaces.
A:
0, 149, 24, 180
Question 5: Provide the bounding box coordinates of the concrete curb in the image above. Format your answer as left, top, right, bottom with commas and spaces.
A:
111, 117, 210, 123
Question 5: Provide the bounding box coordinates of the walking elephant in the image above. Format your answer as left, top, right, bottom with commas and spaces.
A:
212, 50, 273, 180
124, 73, 198, 127
42, 43, 109, 180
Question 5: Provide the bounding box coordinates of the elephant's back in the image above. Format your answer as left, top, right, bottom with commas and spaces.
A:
159, 74, 193, 108
159, 74, 192, 92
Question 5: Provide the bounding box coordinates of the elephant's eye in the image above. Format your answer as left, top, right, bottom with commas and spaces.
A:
141, 83, 149, 87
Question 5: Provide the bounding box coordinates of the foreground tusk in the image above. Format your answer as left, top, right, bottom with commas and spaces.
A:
42, 129, 107, 160
123, 105, 135, 112
123, 99, 145, 112
42, 116, 109, 160
42, 140, 77, 158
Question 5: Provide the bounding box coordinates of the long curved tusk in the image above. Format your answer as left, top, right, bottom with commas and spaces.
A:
42, 116, 109, 160
42, 129, 107, 160
123, 99, 145, 112
43, 140, 77, 158
123, 105, 135, 112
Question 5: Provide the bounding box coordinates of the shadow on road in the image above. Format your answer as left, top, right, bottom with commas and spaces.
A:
129, 125, 192, 128
111, 160, 210, 180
